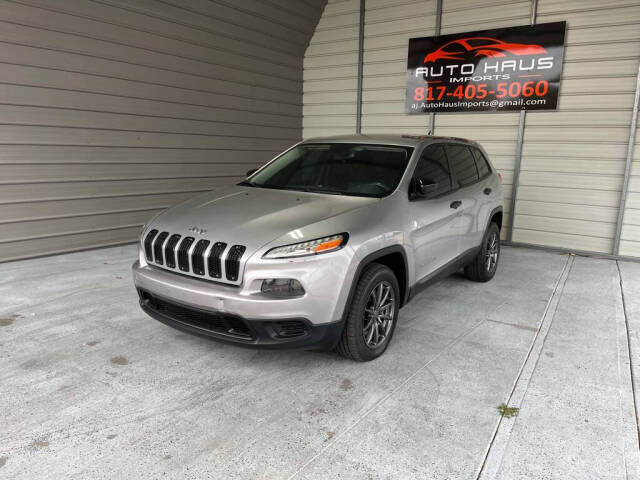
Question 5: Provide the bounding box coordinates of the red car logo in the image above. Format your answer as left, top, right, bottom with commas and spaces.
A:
424, 37, 547, 63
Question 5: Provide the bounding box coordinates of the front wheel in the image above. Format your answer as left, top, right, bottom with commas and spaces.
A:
336, 263, 400, 361
465, 222, 500, 282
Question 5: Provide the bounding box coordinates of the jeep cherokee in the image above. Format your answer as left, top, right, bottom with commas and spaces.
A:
132, 135, 503, 361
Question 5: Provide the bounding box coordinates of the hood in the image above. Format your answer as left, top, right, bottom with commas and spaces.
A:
148, 185, 378, 254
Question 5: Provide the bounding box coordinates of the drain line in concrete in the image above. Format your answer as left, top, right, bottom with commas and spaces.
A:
476, 253, 574, 480
616, 261, 640, 450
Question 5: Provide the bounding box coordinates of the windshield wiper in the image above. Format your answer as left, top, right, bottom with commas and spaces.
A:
304, 188, 347, 196
237, 183, 375, 197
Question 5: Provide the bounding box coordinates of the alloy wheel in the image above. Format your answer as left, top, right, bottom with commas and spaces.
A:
485, 231, 499, 273
362, 281, 395, 349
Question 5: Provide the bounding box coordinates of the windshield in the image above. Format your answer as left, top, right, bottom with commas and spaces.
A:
240, 143, 413, 197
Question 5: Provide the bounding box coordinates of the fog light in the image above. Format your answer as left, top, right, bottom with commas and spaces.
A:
261, 279, 305, 298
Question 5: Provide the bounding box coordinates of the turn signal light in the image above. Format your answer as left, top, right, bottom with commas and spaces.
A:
314, 237, 343, 253
263, 233, 348, 259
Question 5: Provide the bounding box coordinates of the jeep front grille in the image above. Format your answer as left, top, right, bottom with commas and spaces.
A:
192, 239, 210, 276
225, 245, 246, 281
177, 236, 195, 272
143, 229, 158, 261
208, 242, 227, 279
164, 234, 181, 268
144, 231, 246, 284
153, 231, 169, 265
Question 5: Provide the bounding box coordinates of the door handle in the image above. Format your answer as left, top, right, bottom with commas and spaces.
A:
450, 200, 462, 209
483, 188, 492, 195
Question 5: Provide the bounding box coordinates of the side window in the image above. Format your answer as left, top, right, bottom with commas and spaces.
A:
414, 145, 452, 196
447, 145, 479, 187
472, 148, 491, 178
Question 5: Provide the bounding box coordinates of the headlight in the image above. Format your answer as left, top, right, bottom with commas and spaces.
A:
263, 233, 348, 259
261, 279, 305, 298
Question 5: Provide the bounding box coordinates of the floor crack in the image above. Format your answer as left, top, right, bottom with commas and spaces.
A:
485, 318, 538, 332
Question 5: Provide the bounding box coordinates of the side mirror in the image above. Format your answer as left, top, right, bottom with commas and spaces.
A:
412, 178, 438, 198
246, 168, 258, 177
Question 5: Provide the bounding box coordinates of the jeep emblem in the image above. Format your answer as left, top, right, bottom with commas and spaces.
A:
188, 226, 207, 235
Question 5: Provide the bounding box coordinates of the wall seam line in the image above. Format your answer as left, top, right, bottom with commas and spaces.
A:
355, 0, 365, 134
428, 0, 443, 135
507, 0, 538, 242
614, 58, 640, 255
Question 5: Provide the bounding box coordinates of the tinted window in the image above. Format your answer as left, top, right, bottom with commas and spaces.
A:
472, 148, 491, 178
413, 145, 452, 197
447, 145, 479, 187
244, 143, 412, 198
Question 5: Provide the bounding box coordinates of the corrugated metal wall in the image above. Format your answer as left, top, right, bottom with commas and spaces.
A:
303, 0, 640, 257
436, 0, 533, 239
304, 0, 360, 137
514, 0, 640, 254
0, 0, 326, 262
359, 0, 436, 136
620, 115, 640, 256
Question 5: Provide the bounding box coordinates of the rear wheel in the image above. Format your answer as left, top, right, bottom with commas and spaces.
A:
336, 263, 400, 362
465, 222, 500, 282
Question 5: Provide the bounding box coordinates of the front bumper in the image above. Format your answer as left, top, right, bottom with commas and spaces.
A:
132, 242, 357, 325
132, 245, 358, 349
137, 288, 343, 350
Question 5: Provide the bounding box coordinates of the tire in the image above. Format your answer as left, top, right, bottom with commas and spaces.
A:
336, 263, 400, 362
464, 222, 500, 282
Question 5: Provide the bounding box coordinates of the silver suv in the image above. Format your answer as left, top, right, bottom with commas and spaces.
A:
132, 135, 503, 361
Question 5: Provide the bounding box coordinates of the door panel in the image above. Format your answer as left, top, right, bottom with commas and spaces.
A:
470, 148, 498, 246
457, 182, 485, 252
409, 193, 463, 281
408, 144, 463, 281
446, 144, 483, 253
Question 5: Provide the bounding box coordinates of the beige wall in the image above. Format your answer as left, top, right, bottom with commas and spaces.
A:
437, 0, 532, 239
304, 0, 361, 137
0, 0, 326, 262
303, 0, 640, 257
514, 0, 640, 254
620, 112, 640, 256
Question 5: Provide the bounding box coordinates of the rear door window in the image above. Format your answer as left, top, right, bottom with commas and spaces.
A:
471, 148, 491, 178
447, 145, 479, 187
413, 145, 452, 197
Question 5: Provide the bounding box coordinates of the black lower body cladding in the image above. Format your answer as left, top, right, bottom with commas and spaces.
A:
137, 289, 343, 351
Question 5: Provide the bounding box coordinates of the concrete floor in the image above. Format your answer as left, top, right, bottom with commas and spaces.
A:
1, 245, 639, 479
